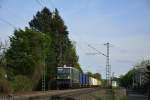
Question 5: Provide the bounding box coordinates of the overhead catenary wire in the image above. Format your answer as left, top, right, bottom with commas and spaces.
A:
86, 42, 112, 87
35, 0, 56, 10
36, 0, 44, 7
0, 17, 16, 29
87, 44, 107, 57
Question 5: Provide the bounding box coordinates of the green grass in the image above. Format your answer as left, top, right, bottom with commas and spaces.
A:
144, 92, 148, 96
119, 96, 129, 100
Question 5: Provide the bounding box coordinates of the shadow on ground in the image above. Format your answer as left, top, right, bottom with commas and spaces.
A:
50, 95, 102, 100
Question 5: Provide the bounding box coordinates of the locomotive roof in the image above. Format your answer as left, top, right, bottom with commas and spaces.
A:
57, 66, 79, 71
57, 66, 73, 68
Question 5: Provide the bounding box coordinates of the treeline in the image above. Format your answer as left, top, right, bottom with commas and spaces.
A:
119, 59, 150, 93
86, 72, 101, 80
0, 7, 82, 93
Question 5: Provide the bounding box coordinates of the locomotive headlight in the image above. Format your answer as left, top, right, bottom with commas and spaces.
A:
67, 76, 70, 79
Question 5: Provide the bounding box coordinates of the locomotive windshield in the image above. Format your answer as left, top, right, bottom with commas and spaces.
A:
57, 68, 70, 74
57, 68, 71, 79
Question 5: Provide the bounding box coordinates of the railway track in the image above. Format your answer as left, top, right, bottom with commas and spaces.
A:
0, 88, 101, 100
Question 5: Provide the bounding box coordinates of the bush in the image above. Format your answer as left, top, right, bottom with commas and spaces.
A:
0, 79, 12, 94
0, 67, 12, 94
0, 67, 6, 79
119, 96, 128, 100
12, 75, 32, 92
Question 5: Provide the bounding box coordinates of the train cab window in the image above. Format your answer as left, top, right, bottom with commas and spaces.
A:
57, 68, 63, 74
58, 68, 70, 74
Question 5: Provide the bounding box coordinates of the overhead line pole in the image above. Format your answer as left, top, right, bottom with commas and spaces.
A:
104, 42, 111, 87
87, 42, 111, 87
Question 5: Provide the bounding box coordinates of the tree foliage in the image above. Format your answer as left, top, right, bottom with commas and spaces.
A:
86, 72, 93, 77
86, 72, 101, 80
29, 7, 82, 76
119, 60, 150, 89
93, 73, 101, 80
0, 67, 6, 80
135, 60, 150, 85
6, 28, 51, 76
0, 67, 12, 93
5, 28, 51, 90
4, 7, 82, 91
119, 69, 134, 88
29, 7, 82, 89
12, 75, 32, 92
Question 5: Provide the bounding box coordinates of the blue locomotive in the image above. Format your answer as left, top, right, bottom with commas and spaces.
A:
56, 66, 101, 89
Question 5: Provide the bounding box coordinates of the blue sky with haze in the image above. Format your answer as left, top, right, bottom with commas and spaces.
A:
0, 0, 150, 78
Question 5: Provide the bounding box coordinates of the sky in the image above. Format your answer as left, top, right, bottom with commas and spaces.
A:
0, 0, 150, 78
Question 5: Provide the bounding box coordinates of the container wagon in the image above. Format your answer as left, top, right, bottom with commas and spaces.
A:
89, 77, 101, 87
79, 74, 89, 87
56, 66, 101, 89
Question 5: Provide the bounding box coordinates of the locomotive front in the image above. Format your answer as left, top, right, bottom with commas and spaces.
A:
57, 67, 72, 89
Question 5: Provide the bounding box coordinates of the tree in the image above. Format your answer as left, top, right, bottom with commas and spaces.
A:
29, 7, 82, 79
5, 7, 82, 90
12, 75, 32, 92
0, 67, 6, 80
135, 60, 150, 87
119, 69, 134, 88
86, 72, 93, 77
93, 73, 101, 80
29, 7, 53, 33
5, 28, 51, 90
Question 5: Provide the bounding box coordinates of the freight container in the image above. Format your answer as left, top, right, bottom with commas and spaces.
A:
85, 74, 89, 86
89, 77, 94, 86
96, 79, 102, 86
89, 77, 101, 86
79, 74, 89, 87
79, 74, 83, 86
